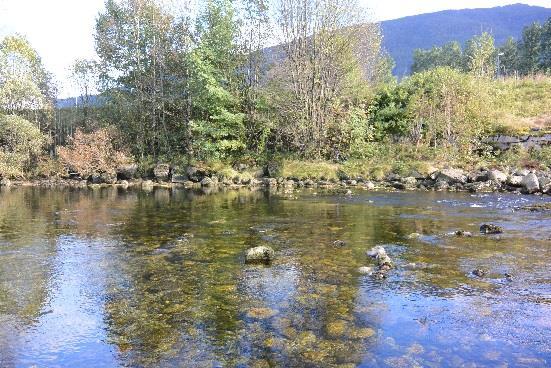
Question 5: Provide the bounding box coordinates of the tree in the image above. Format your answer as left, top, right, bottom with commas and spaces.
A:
189, 0, 246, 160
272, 0, 384, 158
95, 0, 183, 158
540, 17, 551, 72
411, 41, 463, 74
499, 37, 520, 76
70, 58, 99, 125
519, 22, 543, 75
464, 32, 496, 77
0, 35, 55, 129
240, 0, 272, 154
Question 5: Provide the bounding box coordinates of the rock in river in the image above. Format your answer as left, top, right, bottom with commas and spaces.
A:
480, 224, 503, 235
245, 245, 275, 264
367, 246, 393, 269
472, 268, 488, 277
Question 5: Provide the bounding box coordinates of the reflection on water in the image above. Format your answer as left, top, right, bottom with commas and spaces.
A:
0, 187, 549, 367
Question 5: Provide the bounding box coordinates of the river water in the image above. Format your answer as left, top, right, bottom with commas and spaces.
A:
0, 187, 549, 367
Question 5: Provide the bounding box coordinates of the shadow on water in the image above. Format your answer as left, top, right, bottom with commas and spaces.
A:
0, 186, 549, 367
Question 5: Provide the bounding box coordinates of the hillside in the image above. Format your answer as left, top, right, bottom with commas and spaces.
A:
382, 3, 551, 76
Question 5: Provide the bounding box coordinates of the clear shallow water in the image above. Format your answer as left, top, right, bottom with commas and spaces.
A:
0, 187, 549, 367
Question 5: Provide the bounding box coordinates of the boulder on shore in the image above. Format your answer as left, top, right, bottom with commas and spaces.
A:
487, 170, 507, 183
245, 245, 275, 264
437, 169, 467, 185
116, 164, 138, 180
521, 173, 540, 194
153, 164, 171, 182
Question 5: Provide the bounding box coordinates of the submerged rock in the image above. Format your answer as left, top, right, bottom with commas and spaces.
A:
358, 266, 374, 275
245, 245, 275, 264
454, 230, 473, 237
406, 232, 422, 239
472, 268, 488, 277
246, 307, 278, 319
480, 224, 503, 235
520, 203, 551, 212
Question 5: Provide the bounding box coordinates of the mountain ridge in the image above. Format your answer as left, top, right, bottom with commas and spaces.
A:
381, 3, 551, 75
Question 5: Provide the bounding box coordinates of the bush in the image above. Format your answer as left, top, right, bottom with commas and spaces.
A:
58, 128, 132, 178
0, 114, 47, 178
369, 68, 493, 153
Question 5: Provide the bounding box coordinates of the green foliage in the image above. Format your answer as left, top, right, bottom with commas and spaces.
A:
499, 37, 520, 76
0, 114, 47, 178
464, 32, 496, 77
368, 83, 412, 140
519, 22, 543, 75
0, 35, 54, 125
540, 18, 551, 72
190, 0, 245, 160
411, 41, 463, 74
368, 67, 493, 153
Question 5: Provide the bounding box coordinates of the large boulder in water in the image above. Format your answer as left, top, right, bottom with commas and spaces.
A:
521, 173, 540, 194
480, 224, 503, 235
367, 246, 393, 269
245, 246, 275, 264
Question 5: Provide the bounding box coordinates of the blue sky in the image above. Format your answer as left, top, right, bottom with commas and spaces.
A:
1, 0, 550, 97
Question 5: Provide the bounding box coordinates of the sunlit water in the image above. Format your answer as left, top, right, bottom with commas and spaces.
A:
0, 187, 549, 367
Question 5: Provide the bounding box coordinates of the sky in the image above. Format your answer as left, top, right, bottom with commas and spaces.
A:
1, 0, 550, 97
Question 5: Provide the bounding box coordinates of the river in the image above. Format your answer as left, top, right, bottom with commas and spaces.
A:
0, 187, 549, 367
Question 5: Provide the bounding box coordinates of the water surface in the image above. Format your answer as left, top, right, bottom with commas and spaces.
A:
0, 187, 550, 367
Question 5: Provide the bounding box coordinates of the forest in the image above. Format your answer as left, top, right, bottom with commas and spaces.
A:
1, 0, 551, 183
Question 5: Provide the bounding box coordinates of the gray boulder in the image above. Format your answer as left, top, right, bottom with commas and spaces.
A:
200, 177, 214, 187
402, 177, 418, 187
153, 164, 171, 182
507, 175, 524, 187
171, 171, 188, 184
367, 246, 393, 269
116, 164, 138, 180
434, 180, 449, 191
245, 246, 275, 264
437, 169, 467, 184
480, 224, 503, 235
358, 266, 374, 275
521, 173, 540, 194
488, 170, 507, 183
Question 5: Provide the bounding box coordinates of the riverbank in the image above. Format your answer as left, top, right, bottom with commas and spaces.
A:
2, 164, 550, 196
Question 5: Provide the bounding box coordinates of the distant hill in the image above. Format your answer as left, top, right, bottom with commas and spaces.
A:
56, 95, 102, 109
382, 3, 551, 76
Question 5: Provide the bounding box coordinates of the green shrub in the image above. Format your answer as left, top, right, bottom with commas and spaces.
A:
0, 114, 47, 178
